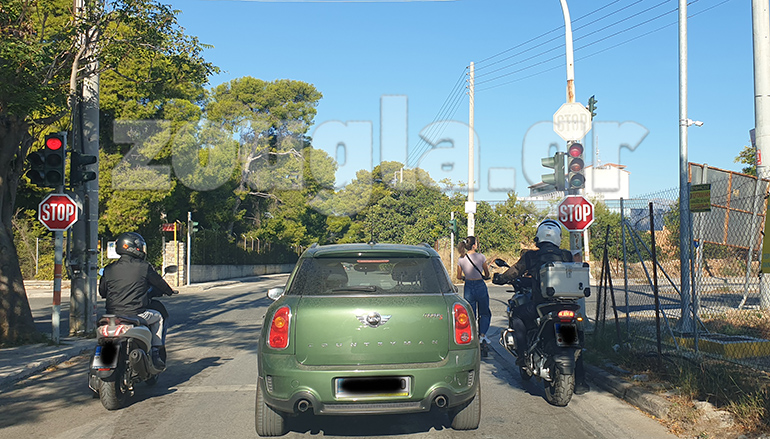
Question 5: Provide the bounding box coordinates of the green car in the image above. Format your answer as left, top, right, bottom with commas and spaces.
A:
256, 243, 481, 436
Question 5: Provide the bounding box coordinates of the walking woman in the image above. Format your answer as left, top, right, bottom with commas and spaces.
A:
456, 236, 492, 353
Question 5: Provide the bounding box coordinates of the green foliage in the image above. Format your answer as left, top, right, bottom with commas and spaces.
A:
734, 145, 757, 177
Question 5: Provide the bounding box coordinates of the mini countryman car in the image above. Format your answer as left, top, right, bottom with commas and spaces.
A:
256, 243, 481, 436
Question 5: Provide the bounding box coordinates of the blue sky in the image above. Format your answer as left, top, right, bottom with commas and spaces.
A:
176, 0, 751, 201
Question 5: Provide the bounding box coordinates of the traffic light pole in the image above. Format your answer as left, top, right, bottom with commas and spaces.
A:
753, 0, 770, 309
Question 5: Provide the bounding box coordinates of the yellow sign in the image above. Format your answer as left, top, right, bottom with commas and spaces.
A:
689, 184, 711, 212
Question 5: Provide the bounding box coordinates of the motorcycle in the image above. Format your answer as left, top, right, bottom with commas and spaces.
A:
493, 258, 590, 407
89, 267, 178, 410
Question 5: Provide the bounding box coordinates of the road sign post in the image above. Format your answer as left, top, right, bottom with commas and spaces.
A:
38, 193, 78, 343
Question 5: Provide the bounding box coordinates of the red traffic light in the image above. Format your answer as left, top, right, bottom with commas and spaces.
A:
45, 136, 63, 150
567, 142, 583, 158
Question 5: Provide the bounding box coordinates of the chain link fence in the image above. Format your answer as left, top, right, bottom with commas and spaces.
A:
595, 164, 770, 370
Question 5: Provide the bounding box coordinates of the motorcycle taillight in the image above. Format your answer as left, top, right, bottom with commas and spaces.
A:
557, 310, 575, 322
99, 324, 132, 337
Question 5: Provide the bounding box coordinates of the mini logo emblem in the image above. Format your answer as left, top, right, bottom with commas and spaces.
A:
357, 312, 391, 328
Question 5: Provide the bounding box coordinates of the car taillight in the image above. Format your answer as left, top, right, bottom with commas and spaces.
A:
268, 306, 291, 349
558, 310, 575, 322
453, 303, 472, 345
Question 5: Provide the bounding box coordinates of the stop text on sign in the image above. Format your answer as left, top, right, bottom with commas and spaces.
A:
558, 203, 592, 224
40, 202, 76, 223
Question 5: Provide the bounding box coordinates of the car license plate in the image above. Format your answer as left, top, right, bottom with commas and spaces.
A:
334, 376, 411, 398
554, 323, 579, 347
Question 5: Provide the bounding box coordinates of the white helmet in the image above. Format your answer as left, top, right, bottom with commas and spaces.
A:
534, 219, 562, 247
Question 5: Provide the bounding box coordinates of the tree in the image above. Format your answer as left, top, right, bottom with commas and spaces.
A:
735, 145, 757, 176
0, 1, 215, 344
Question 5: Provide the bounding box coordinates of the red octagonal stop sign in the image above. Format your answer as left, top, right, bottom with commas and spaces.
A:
39, 193, 79, 231
557, 195, 594, 232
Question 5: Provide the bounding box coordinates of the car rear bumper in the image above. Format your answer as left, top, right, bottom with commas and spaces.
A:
258, 348, 479, 415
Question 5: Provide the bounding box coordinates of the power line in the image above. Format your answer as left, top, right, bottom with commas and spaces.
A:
476, 0, 732, 93
475, 0, 624, 67
475, 0, 647, 74
475, 0, 673, 81
406, 68, 468, 166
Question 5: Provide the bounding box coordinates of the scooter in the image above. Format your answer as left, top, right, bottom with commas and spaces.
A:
493, 258, 590, 407
89, 267, 177, 410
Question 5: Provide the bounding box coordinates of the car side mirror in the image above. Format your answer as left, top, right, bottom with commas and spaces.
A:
164, 265, 178, 275
267, 287, 284, 301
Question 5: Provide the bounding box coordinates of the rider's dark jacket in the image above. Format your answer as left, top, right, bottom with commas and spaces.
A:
494, 242, 573, 302
99, 255, 174, 316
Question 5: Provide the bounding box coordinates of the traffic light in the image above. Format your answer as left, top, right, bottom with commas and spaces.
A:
27, 133, 66, 187
189, 219, 199, 234
449, 218, 458, 235
567, 141, 586, 190
587, 95, 598, 119
541, 152, 566, 191
70, 151, 97, 185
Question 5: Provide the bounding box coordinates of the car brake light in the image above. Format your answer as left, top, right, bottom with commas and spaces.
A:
268, 306, 291, 349
558, 310, 575, 322
453, 304, 472, 345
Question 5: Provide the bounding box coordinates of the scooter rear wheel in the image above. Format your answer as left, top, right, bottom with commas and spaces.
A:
99, 374, 129, 410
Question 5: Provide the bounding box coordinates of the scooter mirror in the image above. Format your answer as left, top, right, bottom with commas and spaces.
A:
164, 265, 178, 275
494, 258, 509, 268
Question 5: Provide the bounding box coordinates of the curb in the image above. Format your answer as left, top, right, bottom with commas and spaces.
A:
487, 328, 671, 420
0, 339, 92, 391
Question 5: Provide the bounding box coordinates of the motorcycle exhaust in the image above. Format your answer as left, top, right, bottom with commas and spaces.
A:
129, 349, 151, 380
500, 329, 517, 355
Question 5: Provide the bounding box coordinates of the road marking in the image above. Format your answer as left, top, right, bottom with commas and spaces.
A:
169, 384, 257, 393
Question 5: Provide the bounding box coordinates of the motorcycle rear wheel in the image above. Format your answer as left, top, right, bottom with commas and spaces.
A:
99, 374, 129, 410
543, 368, 574, 407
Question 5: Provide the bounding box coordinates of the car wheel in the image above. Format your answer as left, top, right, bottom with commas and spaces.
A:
450, 382, 481, 430
255, 381, 287, 436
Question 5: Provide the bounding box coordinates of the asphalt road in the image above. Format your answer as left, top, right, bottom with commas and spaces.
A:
3, 276, 676, 438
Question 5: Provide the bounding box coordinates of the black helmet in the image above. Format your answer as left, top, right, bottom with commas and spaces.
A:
115, 232, 147, 259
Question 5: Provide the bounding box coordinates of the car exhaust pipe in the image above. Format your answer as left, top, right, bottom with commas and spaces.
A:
297, 399, 311, 413
434, 395, 448, 408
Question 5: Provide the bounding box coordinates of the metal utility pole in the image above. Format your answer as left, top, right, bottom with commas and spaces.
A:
753, 0, 770, 309
70, 0, 100, 334
558, 0, 585, 260
187, 212, 192, 286
677, 0, 694, 332
467, 62, 476, 236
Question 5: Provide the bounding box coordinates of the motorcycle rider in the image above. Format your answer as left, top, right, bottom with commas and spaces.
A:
99, 232, 175, 370
493, 219, 590, 395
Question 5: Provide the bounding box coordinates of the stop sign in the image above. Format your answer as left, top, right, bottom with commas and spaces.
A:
557, 195, 594, 232
39, 193, 79, 231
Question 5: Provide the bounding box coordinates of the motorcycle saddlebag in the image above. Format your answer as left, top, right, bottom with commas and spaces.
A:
539, 262, 590, 299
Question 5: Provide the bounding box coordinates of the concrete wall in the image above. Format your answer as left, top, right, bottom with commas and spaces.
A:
189, 264, 295, 283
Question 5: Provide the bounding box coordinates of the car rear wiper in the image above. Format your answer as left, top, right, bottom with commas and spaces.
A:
331, 286, 378, 292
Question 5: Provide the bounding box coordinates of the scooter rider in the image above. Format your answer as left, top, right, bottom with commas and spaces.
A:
99, 232, 175, 370
493, 219, 590, 395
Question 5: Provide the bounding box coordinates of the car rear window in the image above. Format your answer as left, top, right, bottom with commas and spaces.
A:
285, 256, 454, 296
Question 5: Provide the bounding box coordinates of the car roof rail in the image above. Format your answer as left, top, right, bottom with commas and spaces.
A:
310, 243, 318, 248
419, 243, 432, 249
